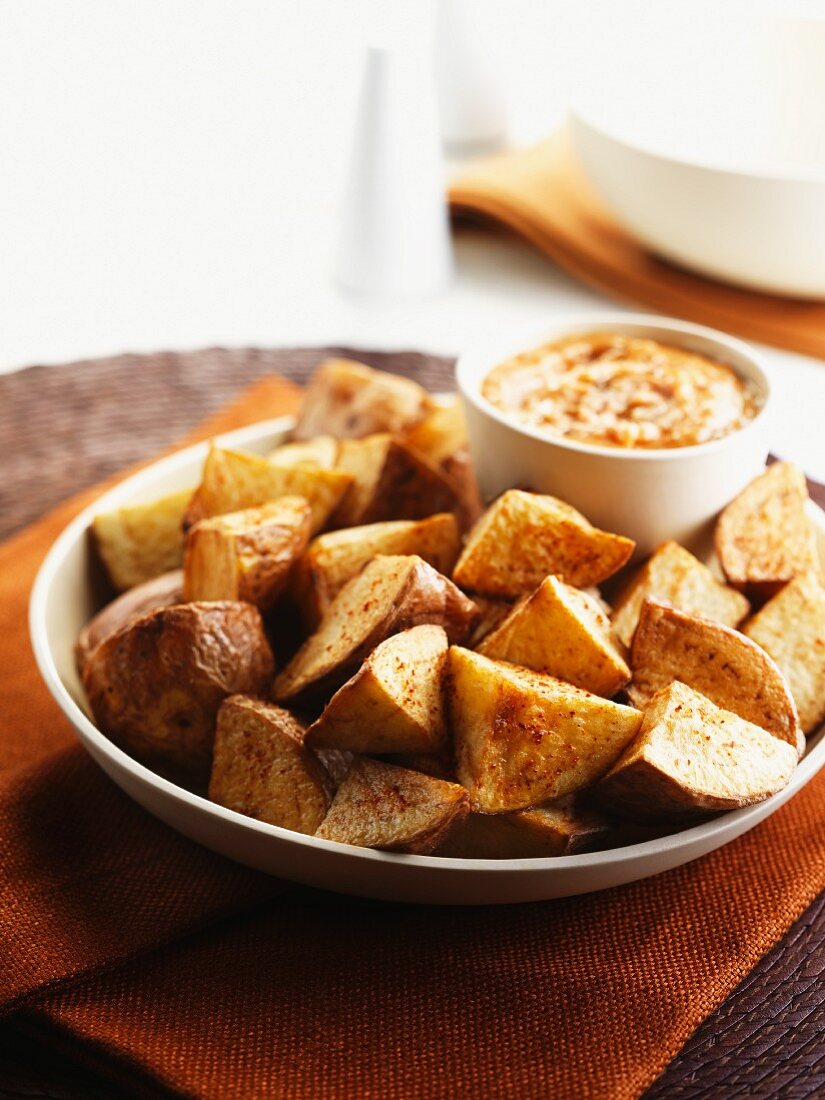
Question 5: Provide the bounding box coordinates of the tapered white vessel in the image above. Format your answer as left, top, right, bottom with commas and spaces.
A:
334, 45, 453, 299
435, 0, 508, 152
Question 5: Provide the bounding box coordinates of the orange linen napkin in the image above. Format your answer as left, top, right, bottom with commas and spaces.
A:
450, 129, 825, 361
2, 377, 825, 1100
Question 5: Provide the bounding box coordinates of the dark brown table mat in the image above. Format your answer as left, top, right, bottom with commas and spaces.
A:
0, 346, 822, 1099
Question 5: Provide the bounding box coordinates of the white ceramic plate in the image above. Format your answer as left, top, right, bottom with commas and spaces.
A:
29, 417, 825, 905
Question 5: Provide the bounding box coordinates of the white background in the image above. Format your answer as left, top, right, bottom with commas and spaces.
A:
1, 0, 824, 477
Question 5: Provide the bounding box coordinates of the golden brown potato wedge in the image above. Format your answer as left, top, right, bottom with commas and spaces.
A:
305, 625, 448, 754
437, 796, 612, 858
629, 599, 803, 755
208, 696, 334, 833
400, 398, 468, 469
76, 569, 184, 674
295, 514, 461, 628
292, 358, 433, 441
332, 434, 461, 527
92, 488, 191, 591
273, 555, 477, 706
448, 647, 643, 812
611, 540, 750, 648
183, 498, 311, 609
184, 446, 352, 534
715, 461, 820, 598
400, 399, 482, 530
743, 572, 825, 734
596, 681, 797, 820
479, 575, 630, 697
268, 435, 338, 468
82, 601, 275, 782
452, 489, 635, 598
314, 757, 470, 854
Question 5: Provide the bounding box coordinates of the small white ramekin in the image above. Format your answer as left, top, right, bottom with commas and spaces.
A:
455, 312, 772, 557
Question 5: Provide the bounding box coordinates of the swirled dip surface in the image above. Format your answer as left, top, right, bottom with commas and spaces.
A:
481, 333, 759, 449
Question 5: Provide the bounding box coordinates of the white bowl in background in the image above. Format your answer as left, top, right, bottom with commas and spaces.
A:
569, 16, 825, 298
456, 312, 771, 558
29, 413, 825, 905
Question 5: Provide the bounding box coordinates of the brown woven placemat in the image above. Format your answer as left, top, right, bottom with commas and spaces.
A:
1, 346, 823, 1099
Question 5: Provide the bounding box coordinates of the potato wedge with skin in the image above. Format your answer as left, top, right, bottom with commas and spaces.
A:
743, 573, 825, 734
715, 461, 820, 598
437, 796, 613, 858
92, 488, 191, 591
453, 489, 635, 598
400, 398, 468, 469
596, 681, 797, 821
479, 575, 630, 697
305, 625, 448, 754
295, 514, 461, 628
448, 647, 643, 812
208, 696, 334, 833
183, 446, 352, 534
82, 602, 275, 782
315, 758, 470, 854
401, 400, 483, 530
629, 599, 803, 755
332, 434, 461, 528
292, 358, 433, 441
268, 435, 338, 468
611, 540, 750, 648
76, 569, 184, 674
273, 555, 477, 706
183, 498, 311, 609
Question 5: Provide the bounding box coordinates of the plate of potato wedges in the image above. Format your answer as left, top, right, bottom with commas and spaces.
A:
30, 359, 825, 904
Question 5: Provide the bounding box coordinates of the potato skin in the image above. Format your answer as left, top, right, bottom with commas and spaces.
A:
75, 569, 183, 674
82, 601, 275, 783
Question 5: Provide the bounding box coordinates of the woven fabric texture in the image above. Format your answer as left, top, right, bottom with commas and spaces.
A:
0, 348, 823, 1100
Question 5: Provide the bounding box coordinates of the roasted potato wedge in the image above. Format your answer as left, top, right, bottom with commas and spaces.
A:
76, 569, 184, 673
268, 435, 338, 468
479, 575, 630, 697
305, 625, 448, 754
183, 498, 311, 609
611, 540, 750, 648
596, 681, 797, 820
453, 489, 634, 598
273, 555, 477, 706
715, 461, 820, 598
437, 796, 612, 858
448, 647, 643, 812
314, 757, 469, 854
332, 434, 461, 528
629, 599, 803, 755
92, 488, 191, 591
400, 398, 468, 469
184, 446, 352, 533
292, 358, 433, 441
208, 696, 334, 833
401, 399, 482, 530
743, 572, 825, 734
295, 513, 460, 628
82, 601, 275, 782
